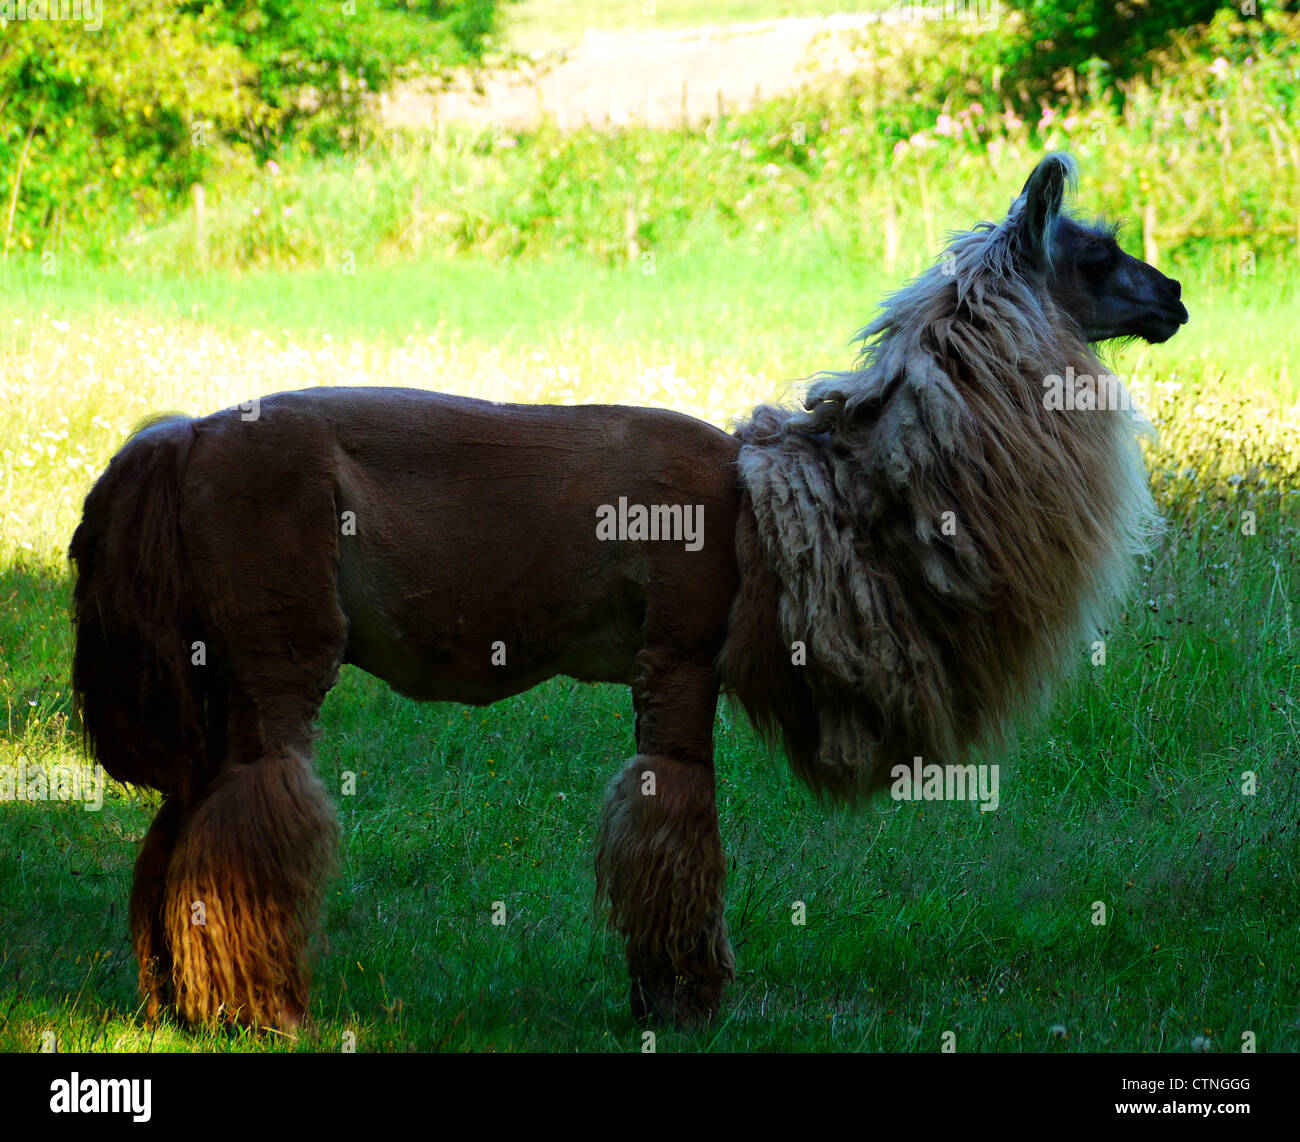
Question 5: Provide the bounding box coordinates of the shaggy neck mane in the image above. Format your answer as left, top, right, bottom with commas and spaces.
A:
721, 209, 1156, 802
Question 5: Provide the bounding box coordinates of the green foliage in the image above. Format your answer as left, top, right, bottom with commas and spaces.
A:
0, 2, 249, 253
0, 0, 499, 255
5, 0, 1297, 274
400, 0, 500, 50
103, 7, 1299, 283
995, 1, 1298, 97
187, 1, 495, 159
999, 0, 1227, 87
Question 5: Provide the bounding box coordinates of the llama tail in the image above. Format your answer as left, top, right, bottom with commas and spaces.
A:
70, 415, 211, 798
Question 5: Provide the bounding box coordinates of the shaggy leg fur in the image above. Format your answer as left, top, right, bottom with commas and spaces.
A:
129, 796, 187, 1021
597, 754, 734, 1024
162, 749, 337, 1030
597, 652, 734, 1025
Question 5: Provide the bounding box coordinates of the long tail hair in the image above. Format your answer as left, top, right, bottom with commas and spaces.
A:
69, 415, 215, 801
720, 196, 1156, 802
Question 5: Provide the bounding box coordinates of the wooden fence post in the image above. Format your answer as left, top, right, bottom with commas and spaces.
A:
625, 198, 639, 263
884, 195, 898, 276
193, 183, 207, 270
1143, 200, 1158, 268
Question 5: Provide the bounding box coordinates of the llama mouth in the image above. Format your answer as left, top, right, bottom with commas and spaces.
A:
1143, 303, 1189, 343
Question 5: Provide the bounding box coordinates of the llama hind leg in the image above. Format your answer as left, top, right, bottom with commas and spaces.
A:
130, 796, 187, 1021
162, 742, 337, 1030
596, 655, 734, 1025
169, 439, 347, 1028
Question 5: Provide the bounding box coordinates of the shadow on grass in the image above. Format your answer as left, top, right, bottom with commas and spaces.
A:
0, 561, 77, 748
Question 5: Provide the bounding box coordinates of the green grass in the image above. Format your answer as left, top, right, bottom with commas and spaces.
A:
6, 237, 1297, 396
0, 237, 1297, 1051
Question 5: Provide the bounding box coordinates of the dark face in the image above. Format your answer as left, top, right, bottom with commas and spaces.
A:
1014, 154, 1189, 345
1047, 216, 1189, 344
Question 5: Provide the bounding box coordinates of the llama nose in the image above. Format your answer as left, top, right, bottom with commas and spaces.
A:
1167, 278, 1182, 300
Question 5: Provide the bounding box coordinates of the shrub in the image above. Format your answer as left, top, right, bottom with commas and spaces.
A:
0, 0, 500, 255
998, 1, 1259, 94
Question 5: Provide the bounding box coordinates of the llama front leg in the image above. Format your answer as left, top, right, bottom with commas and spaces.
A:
596, 655, 734, 1025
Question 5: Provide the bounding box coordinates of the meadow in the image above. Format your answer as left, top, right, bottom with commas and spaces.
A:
0, 5, 1297, 1053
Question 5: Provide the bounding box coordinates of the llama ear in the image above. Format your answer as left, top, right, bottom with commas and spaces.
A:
1016, 153, 1075, 264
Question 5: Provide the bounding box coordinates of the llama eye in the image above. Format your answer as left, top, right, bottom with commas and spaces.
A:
1076, 246, 1112, 273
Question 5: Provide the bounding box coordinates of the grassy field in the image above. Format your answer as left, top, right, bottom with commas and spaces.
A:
0, 220, 1297, 1050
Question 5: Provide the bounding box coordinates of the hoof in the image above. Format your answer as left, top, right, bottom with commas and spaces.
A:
630, 975, 724, 1027
223, 999, 304, 1036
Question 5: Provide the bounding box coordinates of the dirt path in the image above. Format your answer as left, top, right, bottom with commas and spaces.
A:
379, 12, 892, 132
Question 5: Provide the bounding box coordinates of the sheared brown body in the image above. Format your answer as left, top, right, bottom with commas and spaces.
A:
69, 154, 1187, 1032
296, 389, 744, 704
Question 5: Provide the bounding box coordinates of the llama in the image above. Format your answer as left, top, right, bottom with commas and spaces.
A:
70, 153, 1187, 1029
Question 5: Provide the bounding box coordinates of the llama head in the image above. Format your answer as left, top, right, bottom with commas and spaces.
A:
1013, 152, 1188, 344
